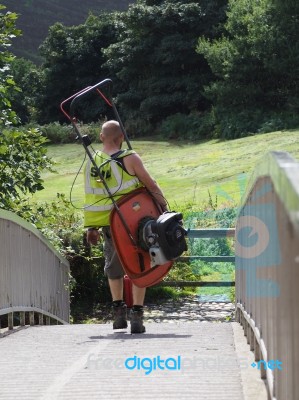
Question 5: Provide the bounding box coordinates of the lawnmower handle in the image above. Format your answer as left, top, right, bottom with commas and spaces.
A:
69, 78, 132, 150
69, 78, 113, 118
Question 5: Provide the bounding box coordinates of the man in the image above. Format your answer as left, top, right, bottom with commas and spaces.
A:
85, 120, 167, 334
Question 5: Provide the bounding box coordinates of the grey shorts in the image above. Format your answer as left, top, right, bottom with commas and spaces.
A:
102, 226, 125, 279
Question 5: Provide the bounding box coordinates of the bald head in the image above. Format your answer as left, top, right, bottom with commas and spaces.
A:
100, 120, 123, 145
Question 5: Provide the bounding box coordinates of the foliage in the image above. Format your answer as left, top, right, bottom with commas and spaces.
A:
158, 112, 215, 140
38, 122, 75, 144
0, 127, 53, 209
3, 0, 299, 140
145, 286, 193, 302
34, 1, 227, 132
104, 0, 228, 136
0, 5, 21, 127
184, 201, 237, 260
0, 6, 53, 210
197, 0, 299, 138
150, 198, 238, 300
38, 13, 120, 124
14, 193, 110, 310
184, 201, 236, 301
40, 199, 109, 309
28, 121, 102, 144
10, 57, 43, 123
74, 122, 102, 144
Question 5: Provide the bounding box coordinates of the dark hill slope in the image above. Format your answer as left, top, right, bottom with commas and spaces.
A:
1, 0, 134, 63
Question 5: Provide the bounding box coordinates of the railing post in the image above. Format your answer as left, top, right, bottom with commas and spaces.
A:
29, 311, 35, 326
20, 312, 25, 326
8, 313, 13, 330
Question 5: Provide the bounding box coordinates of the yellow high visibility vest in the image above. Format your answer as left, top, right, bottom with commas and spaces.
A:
84, 150, 143, 227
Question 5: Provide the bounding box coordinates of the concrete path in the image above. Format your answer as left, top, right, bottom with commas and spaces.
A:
0, 322, 267, 400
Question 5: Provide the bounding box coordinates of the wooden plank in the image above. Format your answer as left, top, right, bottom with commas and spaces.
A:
8, 313, 13, 330
29, 311, 35, 326
187, 228, 235, 238
20, 312, 25, 326
155, 281, 235, 287
177, 256, 235, 263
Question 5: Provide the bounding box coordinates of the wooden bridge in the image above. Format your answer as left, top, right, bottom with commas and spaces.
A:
0, 151, 298, 400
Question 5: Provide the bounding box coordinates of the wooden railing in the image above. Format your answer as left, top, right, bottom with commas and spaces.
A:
0, 209, 70, 332
235, 151, 299, 400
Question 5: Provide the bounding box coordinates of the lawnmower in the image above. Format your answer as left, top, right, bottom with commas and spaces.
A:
60, 79, 188, 288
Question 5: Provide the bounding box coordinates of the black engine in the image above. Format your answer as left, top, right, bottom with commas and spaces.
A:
138, 212, 188, 267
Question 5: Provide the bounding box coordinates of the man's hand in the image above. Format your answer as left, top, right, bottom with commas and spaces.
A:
86, 229, 100, 245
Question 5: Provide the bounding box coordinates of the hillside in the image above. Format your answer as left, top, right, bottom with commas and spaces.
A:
1, 0, 134, 64
32, 129, 299, 209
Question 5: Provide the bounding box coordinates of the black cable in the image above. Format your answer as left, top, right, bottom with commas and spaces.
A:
70, 150, 169, 212
69, 152, 87, 210
69, 151, 127, 210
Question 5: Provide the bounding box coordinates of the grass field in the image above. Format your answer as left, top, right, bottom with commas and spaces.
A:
32, 128, 299, 310
33, 129, 299, 210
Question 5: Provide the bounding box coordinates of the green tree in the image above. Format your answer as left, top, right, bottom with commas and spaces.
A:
0, 128, 53, 210
0, 5, 52, 210
37, 1, 227, 136
0, 5, 20, 127
10, 57, 42, 123
38, 12, 120, 124
265, 0, 299, 112
197, 0, 299, 138
104, 0, 227, 136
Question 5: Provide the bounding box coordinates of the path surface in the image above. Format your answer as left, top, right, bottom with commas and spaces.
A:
144, 297, 235, 323
0, 318, 267, 400
89, 297, 236, 325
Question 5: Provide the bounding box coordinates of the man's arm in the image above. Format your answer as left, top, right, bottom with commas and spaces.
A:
124, 153, 168, 211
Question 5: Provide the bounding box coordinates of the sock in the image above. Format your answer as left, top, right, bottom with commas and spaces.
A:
112, 300, 125, 307
132, 305, 143, 312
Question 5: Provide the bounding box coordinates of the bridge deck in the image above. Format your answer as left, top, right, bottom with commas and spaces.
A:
0, 322, 267, 400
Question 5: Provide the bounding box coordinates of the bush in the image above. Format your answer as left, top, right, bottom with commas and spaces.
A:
13, 193, 109, 314
77, 122, 101, 144
0, 126, 53, 210
158, 112, 215, 140
39, 122, 74, 144
212, 108, 299, 139
212, 108, 265, 139
145, 286, 190, 303
257, 112, 299, 134
32, 122, 102, 144
32, 194, 109, 306
124, 117, 154, 138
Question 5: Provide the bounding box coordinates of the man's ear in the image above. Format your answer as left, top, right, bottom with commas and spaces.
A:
100, 132, 104, 142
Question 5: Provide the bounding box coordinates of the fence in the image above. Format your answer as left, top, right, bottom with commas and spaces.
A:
235, 151, 299, 400
156, 228, 235, 288
0, 209, 70, 331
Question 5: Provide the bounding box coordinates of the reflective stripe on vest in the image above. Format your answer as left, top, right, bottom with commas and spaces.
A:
84, 203, 113, 212
84, 155, 140, 195
84, 150, 143, 226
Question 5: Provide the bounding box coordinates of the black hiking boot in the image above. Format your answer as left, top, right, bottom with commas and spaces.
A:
130, 309, 146, 334
112, 302, 128, 329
